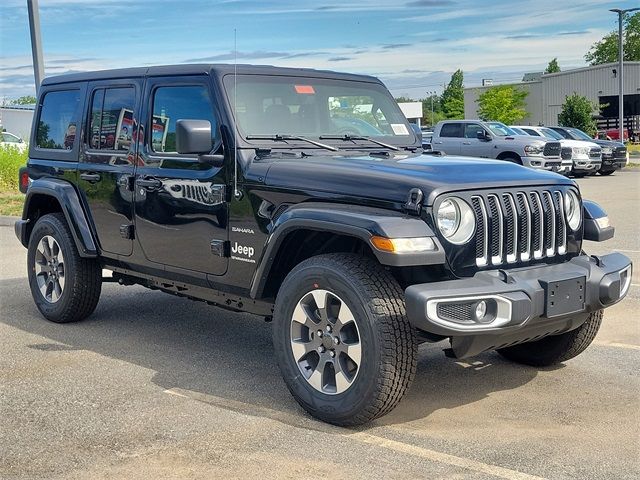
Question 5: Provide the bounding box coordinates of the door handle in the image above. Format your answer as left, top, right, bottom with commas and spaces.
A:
136, 177, 162, 190
80, 173, 101, 183
463, 142, 471, 145
433, 141, 442, 144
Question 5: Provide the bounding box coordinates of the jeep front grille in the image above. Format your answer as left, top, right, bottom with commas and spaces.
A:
543, 142, 561, 157
471, 190, 567, 267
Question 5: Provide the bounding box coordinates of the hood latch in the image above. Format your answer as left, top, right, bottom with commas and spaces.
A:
403, 188, 424, 215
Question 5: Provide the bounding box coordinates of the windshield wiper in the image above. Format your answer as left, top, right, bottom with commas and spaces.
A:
246, 134, 338, 152
319, 134, 400, 151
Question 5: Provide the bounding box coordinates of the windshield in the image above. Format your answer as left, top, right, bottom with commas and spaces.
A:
567, 128, 594, 141
486, 122, 516, 136
223, 75, 414, 145
1, 133, 21, 142
540, 128, 563, 140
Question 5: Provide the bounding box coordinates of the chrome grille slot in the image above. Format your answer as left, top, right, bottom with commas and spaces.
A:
487, 194, 503, 265
470, 188, 568, 268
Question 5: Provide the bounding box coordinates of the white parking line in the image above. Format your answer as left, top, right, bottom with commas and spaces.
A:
594, 342, 640, 350
164, 387, 547, 480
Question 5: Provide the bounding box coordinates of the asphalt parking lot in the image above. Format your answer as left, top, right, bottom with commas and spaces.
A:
1, 170, 638, 480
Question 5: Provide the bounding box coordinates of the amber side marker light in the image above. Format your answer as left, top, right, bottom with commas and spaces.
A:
370, 236, 437, 253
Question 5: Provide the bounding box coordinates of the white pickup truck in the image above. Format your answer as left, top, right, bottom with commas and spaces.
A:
431, 120, 564, 172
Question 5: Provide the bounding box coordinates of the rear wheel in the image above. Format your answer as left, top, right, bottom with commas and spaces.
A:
272, 253, 417, 426
27, 213, 102, 323
501, 156, 522, 165
497, 310, 602, 367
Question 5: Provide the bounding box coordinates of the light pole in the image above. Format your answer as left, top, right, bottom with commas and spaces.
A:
426, 91, 436, 127
610, 7, 640, 142
27, 0, 45, 94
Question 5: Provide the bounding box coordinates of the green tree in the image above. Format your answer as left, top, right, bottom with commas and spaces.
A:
421, 94, 444, 126
9, 95, 37, 105
441, 69, 464, 119
476, 85, 528, 124
394, 96, 414, 103
558, 93, 599, 136
545, 58, 561, 73
585, 12, 640, 65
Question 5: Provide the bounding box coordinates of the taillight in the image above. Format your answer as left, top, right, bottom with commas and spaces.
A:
18, 167, 29, 194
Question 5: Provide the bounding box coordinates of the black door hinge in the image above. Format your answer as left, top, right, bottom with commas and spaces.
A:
209, 184, 228, 204
210, 239, 230, 257
120, 224, 135, 239
403, 188, 424, 215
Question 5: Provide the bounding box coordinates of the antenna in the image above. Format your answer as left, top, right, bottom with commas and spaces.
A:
233, 28, 242, 200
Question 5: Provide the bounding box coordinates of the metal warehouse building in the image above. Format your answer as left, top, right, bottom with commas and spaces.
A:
464, 62, 640, 133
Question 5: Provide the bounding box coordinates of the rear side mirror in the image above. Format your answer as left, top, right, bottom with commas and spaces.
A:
176, 119, 213, 154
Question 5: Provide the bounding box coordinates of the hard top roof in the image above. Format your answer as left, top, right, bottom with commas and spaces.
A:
41, 64, 380, 86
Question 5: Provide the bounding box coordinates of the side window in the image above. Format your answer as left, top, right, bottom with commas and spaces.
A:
89, 87, 135, 151
464, 123, 485, 139
523, 128, 540, 136
151, 85, 218, 154
36, 90, 81, 149
440, 123, 462, 138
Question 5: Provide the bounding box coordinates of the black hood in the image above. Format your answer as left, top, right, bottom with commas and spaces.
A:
260, 154, 574, 206
591, 139, 625, 148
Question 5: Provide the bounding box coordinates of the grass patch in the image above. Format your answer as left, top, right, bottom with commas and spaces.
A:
0, 146, 27, 217
627, 143, 640, 156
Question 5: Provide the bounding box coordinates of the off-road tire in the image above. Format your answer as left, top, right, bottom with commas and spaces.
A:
497, 310, 603, 367
27, 213, 102, 323
272, 253, 417, 426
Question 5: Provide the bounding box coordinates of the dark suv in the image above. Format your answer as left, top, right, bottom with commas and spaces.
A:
15, 64, 632, 426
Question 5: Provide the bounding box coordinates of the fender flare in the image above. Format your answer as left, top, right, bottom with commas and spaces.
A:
250, 202, 445, 299
17, 178, 98, 257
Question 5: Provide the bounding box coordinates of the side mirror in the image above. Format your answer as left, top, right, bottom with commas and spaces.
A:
176, 119, 213, 154
410, 123, 423, 143
476, 131, 490, 141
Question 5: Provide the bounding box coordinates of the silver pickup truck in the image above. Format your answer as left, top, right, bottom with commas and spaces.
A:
431, 120, 564, 172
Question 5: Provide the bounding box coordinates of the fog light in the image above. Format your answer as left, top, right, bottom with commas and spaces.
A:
474, 300, 487, 321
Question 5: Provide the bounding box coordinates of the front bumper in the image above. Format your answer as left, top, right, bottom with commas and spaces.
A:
521, 156, 562, 171
573, 159, 602, 172
601, 155, 626, 170
405, 253, 632, 358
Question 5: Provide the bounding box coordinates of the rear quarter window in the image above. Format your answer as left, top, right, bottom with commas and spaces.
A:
36, 90, 82, 150
439, 123, 463, 138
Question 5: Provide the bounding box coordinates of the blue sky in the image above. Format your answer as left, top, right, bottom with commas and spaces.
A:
0, 0, 637, 100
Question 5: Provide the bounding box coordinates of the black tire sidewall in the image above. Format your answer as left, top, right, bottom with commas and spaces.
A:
27, 215, 79, 322
273, 260, 384, 423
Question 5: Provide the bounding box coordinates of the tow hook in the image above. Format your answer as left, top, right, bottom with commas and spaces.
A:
404, 188, 424, 215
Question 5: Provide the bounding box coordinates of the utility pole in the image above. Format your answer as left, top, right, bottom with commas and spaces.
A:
610, 7, 640, 142
426, 91, 435, 126
27, 0, 45, 94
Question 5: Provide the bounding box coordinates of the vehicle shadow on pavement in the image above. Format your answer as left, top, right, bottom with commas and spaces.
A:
1, 278, 546, 429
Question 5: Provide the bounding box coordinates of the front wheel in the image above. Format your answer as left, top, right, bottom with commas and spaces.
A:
27, 213, 102, 323
272, 253, 417, 426
497, 310, 603, 366
599, 169, 615, 176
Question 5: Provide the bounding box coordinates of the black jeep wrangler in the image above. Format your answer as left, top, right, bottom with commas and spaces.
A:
16, 64, 632, 426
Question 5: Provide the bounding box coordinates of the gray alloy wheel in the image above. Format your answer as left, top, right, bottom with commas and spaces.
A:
290, 289, 361, 395
34, 235, 66, 303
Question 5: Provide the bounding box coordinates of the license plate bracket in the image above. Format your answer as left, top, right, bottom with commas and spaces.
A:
539, 276, 586, 317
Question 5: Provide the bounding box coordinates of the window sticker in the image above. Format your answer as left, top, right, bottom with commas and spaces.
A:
390, 123, 410, 135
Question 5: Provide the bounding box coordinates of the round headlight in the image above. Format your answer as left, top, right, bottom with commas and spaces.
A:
564, 191, 581, 231
437, 197, 475, 244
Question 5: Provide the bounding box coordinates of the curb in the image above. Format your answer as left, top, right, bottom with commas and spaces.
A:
0, 216, 20, 227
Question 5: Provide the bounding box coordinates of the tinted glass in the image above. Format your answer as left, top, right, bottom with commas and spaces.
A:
440, 123, 462, 137
551, 128, 571, 139
151, 85, 217, 153
523, 128, 540, 136
36, 90, 81, 149
1, 132, 21, 142
223, 75, 412, 140
540, 128, 563, 140
486, 122, 516, 136
89, 87, 135, 150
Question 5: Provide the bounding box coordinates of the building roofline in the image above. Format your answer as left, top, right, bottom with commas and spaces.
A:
541, 61, 640, 78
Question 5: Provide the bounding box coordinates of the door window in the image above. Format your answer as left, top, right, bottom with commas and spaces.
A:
439, 123, 463, 138
464, 123, 485, 139
89, 87, 135, 151
36, 90, 81, 150
150, 85, 218, 153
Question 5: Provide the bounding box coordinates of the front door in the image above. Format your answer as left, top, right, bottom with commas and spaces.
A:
78, 80, 140, 256
134, 76, 228, 275
460, 123, 492, 158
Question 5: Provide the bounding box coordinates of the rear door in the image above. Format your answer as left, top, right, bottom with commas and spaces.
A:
78, 79, 140, 256
133, 75, 229, 276
433, 123, 462, 154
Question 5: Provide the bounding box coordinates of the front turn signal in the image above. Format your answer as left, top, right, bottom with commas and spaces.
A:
370, 236, 436, 254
